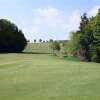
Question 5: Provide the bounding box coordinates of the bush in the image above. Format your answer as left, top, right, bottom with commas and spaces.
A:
50, 41, 60, 55
51, 41, 60, 51
91, 50, 100, 63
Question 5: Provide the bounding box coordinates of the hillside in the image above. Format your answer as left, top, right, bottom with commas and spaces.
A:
24, 43, 52, 54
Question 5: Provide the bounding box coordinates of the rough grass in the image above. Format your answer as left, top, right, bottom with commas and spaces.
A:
0, 54, 100, 100
24, 43, 51, 54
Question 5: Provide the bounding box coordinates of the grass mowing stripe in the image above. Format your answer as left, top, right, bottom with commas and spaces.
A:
0, 54, 100, 100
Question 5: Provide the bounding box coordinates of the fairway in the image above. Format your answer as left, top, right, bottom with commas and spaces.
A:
0, 54, 100, 100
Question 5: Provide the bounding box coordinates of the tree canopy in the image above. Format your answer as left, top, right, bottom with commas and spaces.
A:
67, 9, 100, 63
0, 19, 27, 53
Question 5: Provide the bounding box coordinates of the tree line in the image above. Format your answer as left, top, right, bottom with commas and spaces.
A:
50, 9, 100, 63
0, 9, 100, 63
65, 9, 100, 63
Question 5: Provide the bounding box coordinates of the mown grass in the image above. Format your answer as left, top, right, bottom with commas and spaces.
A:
0, 54, 100, 100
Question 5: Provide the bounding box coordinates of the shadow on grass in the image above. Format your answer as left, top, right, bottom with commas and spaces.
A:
21, 52, 51, 54
0, 52, 51, 55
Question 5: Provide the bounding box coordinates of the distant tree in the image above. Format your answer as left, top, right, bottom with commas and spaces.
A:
39, 39, 42, 43
34, 39, 36, 43
0, 19, 27, 53
43, 40, 45, 43
49, 39, 53, 42
51, 41, 60, 51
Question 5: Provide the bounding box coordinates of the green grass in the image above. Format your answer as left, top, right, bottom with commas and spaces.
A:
24, 43, 51, 54
0, 54, 100, 100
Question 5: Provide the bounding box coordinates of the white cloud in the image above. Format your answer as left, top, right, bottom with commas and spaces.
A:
28, 6, 100, 41
88, 6, 100, 17
31, 7, 81, 41
68, 10, 81, 31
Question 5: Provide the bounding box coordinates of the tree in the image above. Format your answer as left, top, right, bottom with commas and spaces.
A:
39, 39, 42, 43
50, 41, 60, 55
49, 39, 53, 42
0, 19, 27, 53
90, 9, 100, 62
51, 41, 60, 51
34, 39, 36, 43
43, 40, 45, 43
79, 13, 89, 32
68, 10, 100, 62
78, 13, 92, 61
65, 31, 80, 57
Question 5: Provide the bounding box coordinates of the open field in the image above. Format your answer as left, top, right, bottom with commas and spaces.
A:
0, 54, 100, 100
24, 43, 51, 54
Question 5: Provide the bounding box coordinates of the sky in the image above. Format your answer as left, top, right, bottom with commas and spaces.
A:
0, 0, 100, 42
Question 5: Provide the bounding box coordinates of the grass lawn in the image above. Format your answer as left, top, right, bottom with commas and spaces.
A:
0, 54, 100, 100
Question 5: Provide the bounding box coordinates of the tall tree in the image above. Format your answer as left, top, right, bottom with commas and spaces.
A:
68, 10, 100, 62
78, 13, 91, 61
91, 9, 100, 62
79, 13, 89, 32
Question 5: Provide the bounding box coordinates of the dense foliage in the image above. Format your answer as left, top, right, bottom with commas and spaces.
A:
0, 19, 27, 53
67, 9, 100, 63
50, 41, 60, 55
65, 31, 80, 57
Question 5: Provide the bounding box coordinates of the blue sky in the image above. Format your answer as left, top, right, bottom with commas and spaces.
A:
0, 0, 100, 42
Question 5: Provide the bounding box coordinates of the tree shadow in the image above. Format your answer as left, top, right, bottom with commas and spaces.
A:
21, 52, 51, 54
0, 52, 51, 55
